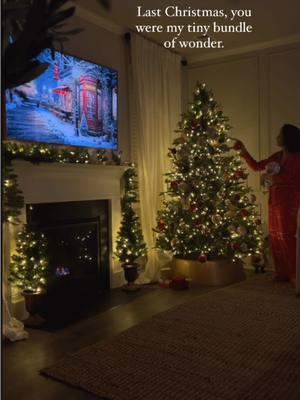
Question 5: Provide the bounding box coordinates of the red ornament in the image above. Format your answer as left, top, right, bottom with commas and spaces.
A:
170, 181, 179, 191
194, 220, 203, 229
232, 243, 241, 251
190, 204, 199, 213
158, 220, 167, 231
191, 120, 199, 130
198, 254, 207, 263
241, 209, 249, 217
233, 170, 247, 180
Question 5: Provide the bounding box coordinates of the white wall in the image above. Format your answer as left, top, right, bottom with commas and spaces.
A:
63, 16, 131, 159
185, 43, 300, 227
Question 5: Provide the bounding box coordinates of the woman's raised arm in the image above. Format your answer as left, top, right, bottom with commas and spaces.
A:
233, 140, 274, 172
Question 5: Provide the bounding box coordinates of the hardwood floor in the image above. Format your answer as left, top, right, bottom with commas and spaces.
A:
2, 282, 242, 400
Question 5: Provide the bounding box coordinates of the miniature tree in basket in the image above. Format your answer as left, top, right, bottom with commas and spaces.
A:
9, 225, 48, 322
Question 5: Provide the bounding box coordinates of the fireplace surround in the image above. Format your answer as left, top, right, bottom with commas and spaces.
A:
3, 160, 127, 319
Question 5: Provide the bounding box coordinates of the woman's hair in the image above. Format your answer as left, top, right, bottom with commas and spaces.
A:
281, 124, 300, 153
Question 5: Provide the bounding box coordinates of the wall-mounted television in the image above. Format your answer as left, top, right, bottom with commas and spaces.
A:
5, 49, 118, 149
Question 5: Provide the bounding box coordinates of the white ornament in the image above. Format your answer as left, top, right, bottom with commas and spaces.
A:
265, 162, 280, 176
240, 243, 248, 252
228, 225, 236, 233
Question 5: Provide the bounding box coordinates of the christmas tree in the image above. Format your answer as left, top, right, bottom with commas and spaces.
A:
115, 167, 147, 264
9, 225, 48, 292
155, 82, 262, 263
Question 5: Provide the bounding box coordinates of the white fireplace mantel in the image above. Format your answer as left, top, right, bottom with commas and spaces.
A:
4, 160, 128, 318
12, 160, 127, 204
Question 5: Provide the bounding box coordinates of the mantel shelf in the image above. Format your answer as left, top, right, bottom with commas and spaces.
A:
11, 159, 128, 180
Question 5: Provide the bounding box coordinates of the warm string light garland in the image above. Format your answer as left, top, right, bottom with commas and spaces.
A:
115, 167, 147, 264
3, 141, 123, 165
155, 82, 263, 263
9, 225, 48, 292
2, 141, 126, 224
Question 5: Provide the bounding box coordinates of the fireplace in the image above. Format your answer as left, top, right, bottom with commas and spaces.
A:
4, 160, 126, 320
26, 199, 110, 320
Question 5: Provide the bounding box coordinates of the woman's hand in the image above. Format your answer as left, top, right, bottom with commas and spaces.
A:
233, 139, 247, 156
260, 172, 273, 190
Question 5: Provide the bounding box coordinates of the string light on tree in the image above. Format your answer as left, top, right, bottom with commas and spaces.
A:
115, 167, 147, 264
9, 225, 48, 292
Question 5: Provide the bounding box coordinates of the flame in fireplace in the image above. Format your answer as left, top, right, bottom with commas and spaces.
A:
55, 267, 70, 277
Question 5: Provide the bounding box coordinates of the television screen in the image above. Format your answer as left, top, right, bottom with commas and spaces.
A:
6, 49, 118, 149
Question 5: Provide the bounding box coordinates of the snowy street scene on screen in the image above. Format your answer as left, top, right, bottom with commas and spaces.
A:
6, 49, 118, 149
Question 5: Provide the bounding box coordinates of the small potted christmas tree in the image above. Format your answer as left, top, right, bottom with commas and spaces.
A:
115, 167, 147, 291
155, 82, 263, 286
9, 225, 48, 324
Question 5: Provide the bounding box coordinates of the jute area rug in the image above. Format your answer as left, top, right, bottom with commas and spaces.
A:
41, 274, 300, 400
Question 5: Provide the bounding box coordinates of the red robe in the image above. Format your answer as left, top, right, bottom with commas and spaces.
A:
242, 150, 300, 280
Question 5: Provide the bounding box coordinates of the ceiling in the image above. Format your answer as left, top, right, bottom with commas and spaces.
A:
75, 0, 300, 59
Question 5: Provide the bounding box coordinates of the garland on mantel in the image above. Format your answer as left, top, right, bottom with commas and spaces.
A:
2, 141, 135, 224
3, 141, 124, 165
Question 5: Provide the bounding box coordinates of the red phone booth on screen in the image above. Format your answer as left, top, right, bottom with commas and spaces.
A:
79, 76, 101, 134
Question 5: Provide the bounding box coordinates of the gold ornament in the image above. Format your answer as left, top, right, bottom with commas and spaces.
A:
228, 225, 236, 233
225, 210, 236, 218
211, 215, 222, 224
237, 226, 247, 236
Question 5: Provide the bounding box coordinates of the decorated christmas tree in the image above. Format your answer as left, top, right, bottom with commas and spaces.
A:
115, 167, 147, 264
155, 82, 262, 263
9, 225, 48, 292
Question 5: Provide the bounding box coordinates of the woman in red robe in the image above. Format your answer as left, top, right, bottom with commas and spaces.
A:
234, 124, 300, 287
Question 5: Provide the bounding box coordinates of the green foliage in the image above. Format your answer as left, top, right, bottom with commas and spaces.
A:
115, 167, 147, 263
3, 142, 89, 164
2, 141, 125, 224
2, 163, 24, 224
9, 225, 48, 292
3, 141, 122, 165
155, 82, 263, 261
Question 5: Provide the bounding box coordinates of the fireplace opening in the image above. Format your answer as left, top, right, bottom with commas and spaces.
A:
26, 199, 110, 322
